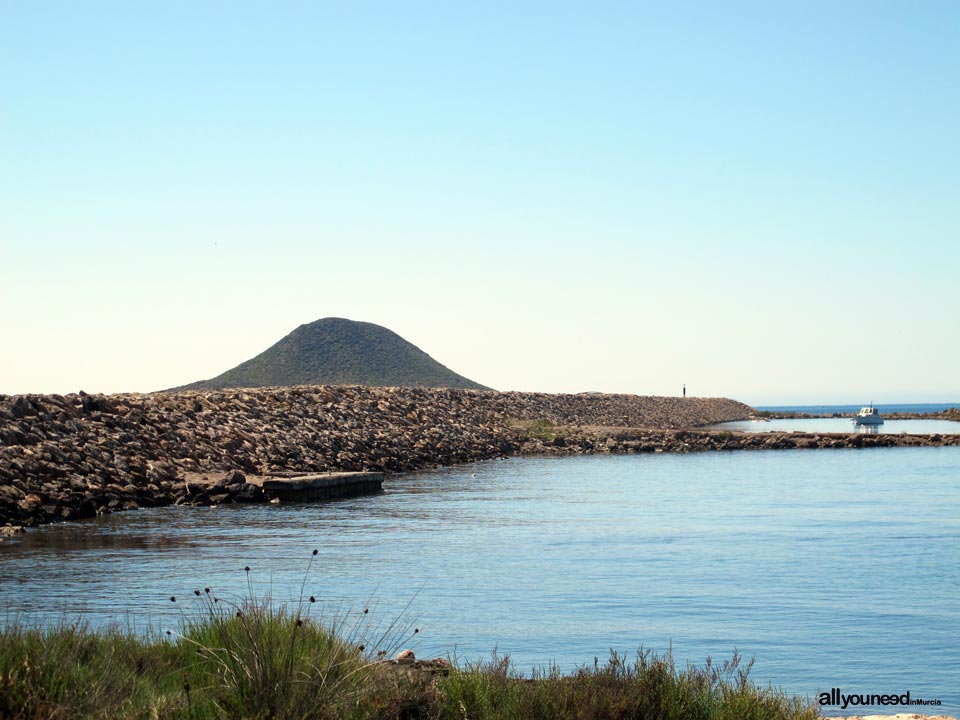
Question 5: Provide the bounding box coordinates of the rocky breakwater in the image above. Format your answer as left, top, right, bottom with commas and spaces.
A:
513, 426, 960, 455
0, 387, 752, 529
489, 391, 753, 429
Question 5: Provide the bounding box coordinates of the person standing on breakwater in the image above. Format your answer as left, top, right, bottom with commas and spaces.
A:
683, 384, 686, 398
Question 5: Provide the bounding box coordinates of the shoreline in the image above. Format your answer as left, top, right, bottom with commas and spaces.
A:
1, 387, 958, 530
517, 424, 960, 454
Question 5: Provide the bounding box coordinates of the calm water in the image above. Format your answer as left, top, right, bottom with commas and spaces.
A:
706, 417, 960, 434
757, 402, 959, 414
2, 449, 958, 715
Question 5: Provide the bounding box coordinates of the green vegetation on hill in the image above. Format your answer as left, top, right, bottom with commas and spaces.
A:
175, 318, 489, 391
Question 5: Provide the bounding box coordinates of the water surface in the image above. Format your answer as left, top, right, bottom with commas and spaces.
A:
2, 449, 957, 715
757, 402, 958, 415
706, 417, 960, 434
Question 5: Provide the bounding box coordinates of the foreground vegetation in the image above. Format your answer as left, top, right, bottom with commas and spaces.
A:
0, 562, 818, 720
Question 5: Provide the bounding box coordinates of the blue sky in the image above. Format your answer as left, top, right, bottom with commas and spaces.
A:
2, 2, 958, 404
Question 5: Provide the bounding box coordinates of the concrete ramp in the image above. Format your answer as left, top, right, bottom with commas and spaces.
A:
249, 472, 384, 502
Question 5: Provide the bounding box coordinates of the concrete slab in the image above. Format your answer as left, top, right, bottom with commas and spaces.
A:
248, 471, 384, 502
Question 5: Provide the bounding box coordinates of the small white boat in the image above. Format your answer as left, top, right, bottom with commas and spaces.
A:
853, 404, 884, 426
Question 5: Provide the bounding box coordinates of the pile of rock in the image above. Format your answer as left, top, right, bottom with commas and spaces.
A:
3, 386, 958, 530
0, 386, 753, 528
515, 427, 960, 455
490, 391, 752, 428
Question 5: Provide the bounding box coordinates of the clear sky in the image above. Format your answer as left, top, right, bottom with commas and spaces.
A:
2, 2, 958, 405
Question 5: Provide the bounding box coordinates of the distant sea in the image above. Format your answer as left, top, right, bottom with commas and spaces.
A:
755, 402, 958, 414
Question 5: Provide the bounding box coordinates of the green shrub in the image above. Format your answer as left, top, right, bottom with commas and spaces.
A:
507, 418, 559, 442
436, 649, 818, 720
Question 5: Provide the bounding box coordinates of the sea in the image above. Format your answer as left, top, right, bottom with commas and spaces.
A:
1, 446, 957, 716
725, 403, 960, 435
756, 402, 958, 415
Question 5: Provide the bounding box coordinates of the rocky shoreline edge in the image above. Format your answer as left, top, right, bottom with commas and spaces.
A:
2, 386, 958, 531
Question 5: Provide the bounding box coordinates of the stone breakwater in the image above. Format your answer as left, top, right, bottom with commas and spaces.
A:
0, 386, 750, 528
2, 385, 956, 530
514, 426, 960, 455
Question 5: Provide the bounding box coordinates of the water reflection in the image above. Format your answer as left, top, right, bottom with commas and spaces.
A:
854, 424, 880, 434
0, 516, 199, 554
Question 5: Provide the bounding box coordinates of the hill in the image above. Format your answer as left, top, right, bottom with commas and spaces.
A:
172, 318, 489, 391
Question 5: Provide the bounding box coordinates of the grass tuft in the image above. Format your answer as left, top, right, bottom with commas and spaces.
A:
434, 649, 817, 720
507, 418, 560, 442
